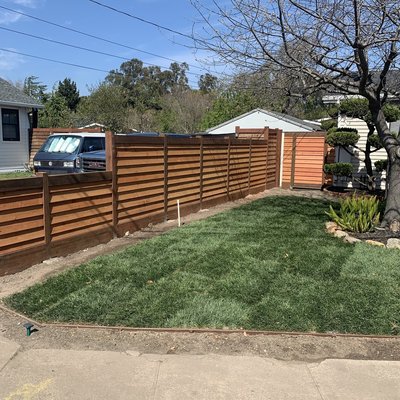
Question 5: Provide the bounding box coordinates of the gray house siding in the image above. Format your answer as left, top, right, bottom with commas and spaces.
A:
0, 78, 43, 171
0, 106, 31, 171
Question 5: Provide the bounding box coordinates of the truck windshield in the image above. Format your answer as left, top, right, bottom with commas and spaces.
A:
41, 135, 82, 153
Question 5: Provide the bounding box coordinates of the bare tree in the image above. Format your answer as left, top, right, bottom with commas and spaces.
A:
160, 90, 213, 133
192, 0, 400, 230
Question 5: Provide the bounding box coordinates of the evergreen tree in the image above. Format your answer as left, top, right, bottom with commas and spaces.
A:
23, 76, 48, 102
56, 78, 80, 111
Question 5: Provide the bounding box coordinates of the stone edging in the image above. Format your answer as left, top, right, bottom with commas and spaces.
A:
325, 222, 400, 249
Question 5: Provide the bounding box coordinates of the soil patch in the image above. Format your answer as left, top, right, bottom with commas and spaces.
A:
0, 307, 399, 362
351, 229, 400, 245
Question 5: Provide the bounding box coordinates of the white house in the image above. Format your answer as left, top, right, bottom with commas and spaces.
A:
206, 108, 321, 135
334, 114, 398, 189
0, 78, 43, 172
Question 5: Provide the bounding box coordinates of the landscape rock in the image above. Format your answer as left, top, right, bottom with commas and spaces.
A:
325, 221, 339, 233
386, 238, 400, 249
344, 236, 361, 244
389, 220, 400, 233
365, 240, 386, 247
333, 230, 348, 239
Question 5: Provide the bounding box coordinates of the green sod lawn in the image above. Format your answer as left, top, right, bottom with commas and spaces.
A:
6, 196, 400, 335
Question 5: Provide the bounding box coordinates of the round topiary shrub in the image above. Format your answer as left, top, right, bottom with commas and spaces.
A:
324, 163, 353, 177
326, 127, 360, 147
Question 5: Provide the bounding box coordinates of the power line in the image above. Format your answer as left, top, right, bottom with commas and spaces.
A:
88, 0, 193, 40
0, 48, 113, 73
0, 5, 203, 72
0, 48, 199, 87
0, 26, 203, 78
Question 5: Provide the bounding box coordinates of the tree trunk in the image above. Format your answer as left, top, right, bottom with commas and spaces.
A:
364, 125, 375, 192
370, 101, 400, 231
364, 125, 374, 178
382, 158, 400, 231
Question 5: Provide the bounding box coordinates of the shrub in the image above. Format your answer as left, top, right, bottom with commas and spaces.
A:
324, 163, 353, 177
326, 128, 360, 147
367, 134, 382, 149
375, 159, 388, 173
320, 119, 337, 131
326, 195, 381, 233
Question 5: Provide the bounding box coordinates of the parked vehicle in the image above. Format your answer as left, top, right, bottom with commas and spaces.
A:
33, 132, 105, 174
79, 150, 107, 172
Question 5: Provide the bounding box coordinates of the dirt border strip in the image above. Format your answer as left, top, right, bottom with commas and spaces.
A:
1, 303, 398, 341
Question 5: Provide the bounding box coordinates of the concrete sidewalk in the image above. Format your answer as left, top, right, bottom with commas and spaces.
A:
1, 336, 399, 399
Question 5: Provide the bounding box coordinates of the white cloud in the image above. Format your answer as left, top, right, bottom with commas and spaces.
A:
0, 10, 22, 25
0, 0, 45, 25
0, 48, 25, 71
11, 0, 41, 8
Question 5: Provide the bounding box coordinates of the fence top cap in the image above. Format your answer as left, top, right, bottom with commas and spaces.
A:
50, 132, 105, 137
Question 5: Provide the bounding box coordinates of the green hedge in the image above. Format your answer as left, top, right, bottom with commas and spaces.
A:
324, 163, 353, 177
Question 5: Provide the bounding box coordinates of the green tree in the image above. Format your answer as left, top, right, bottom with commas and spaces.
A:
75, 83, 131, 132
56, 78, 80, 111
168, 62, 190, 90
23, 76, 48, 102
106, 59, 190, 111
198, 73, 218, 93
39, 94, 72, 128
200, 91, 257, 130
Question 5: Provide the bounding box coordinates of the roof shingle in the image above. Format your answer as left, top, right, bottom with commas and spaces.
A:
0, 77, 43, 108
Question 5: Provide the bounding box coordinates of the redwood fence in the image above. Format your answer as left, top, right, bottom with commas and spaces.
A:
281, 132, 330, 189
0, 130, 282, 276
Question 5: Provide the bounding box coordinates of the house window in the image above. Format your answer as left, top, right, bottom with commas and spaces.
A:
2, 108, 20, 141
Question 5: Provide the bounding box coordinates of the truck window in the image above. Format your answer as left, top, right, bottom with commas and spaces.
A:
81, 137, 105, 152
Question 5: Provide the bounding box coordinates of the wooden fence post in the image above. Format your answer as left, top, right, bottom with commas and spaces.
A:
199, 136, 204, 209
105, 131, 114, 172
227, 137, 231, 198
42, 172, 51, 254
106, 132, 118, 236
247, 138, 252, 193
163, 135, 169, 222
290, 133, 297, 189
322, 137, 328, 187
264, 127, 270, 190
275, 129, 283, 188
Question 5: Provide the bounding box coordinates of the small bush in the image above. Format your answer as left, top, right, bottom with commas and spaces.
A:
324, 163, 353, 177
326, 128, 360, 147
320, 119, 337, 131
375, 159, 388, 173
367, 134, 382, 149
326, 195, 381, 233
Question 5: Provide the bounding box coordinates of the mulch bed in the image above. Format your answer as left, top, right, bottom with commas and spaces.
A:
351, 229, 400, 244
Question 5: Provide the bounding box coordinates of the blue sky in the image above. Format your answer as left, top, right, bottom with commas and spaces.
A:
0, 0, 220, 95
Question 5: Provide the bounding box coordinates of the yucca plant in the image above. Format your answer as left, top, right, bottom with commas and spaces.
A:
326, 194, 381, 233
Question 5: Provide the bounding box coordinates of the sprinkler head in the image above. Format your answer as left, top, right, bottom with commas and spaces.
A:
23, 322, 34, 337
